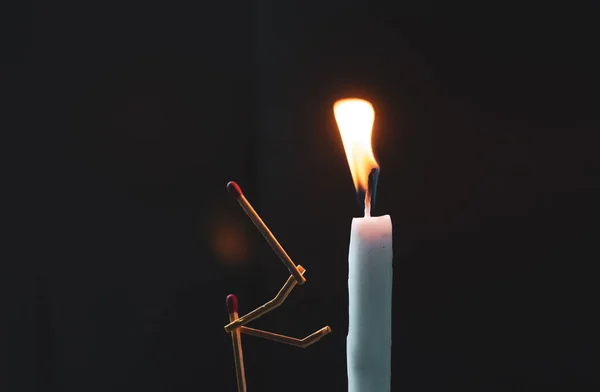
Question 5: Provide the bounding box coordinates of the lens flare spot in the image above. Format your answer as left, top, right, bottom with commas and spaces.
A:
212, 219, 250, 265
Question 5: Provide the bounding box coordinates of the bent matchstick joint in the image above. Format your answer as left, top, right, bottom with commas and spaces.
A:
224, 266, 331, 346
225, 266, 331, 347
224, 266, 305, 333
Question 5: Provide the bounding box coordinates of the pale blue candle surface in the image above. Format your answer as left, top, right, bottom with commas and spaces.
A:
347, 214, 393, 392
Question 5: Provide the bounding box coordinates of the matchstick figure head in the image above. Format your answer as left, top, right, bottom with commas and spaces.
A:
226, 181, 243, 197
226, 294, 238, 313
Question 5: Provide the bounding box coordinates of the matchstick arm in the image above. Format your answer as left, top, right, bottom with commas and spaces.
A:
224, 266, 307, 333
227, 181, 306, 285
240, 326, 332, 348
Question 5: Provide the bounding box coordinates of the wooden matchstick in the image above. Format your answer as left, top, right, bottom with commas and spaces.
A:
224, 266, 306, 333
226, 294, 247, 392
240, 325, 332, 348
227, 181, 306, 285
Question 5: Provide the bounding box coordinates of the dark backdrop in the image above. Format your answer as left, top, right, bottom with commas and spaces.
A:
5, 1, 598, 391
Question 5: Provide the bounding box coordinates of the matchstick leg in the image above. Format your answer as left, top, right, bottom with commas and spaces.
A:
240, 325, 332, 348
224, 266, 306, 333
226, 295, 247, 392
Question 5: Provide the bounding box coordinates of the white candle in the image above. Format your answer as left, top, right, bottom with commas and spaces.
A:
347, 215, 393, 392
334, 98, 393, 392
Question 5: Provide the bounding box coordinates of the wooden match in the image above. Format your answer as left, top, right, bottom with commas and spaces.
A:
227, 181, 306, 285
240, 325, 332, 348
224, 266, 306, 333
226, 294, 247, 392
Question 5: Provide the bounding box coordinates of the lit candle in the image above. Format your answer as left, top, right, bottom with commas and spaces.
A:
334, 99, 393, 392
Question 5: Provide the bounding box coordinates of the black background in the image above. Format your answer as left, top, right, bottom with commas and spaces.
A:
4, 1, 598, 390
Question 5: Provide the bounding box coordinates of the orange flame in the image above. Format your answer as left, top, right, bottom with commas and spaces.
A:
333, 98, 378, 214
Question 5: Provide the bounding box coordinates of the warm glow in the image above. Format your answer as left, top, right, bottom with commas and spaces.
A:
334, 98, 378, 212
211, 214, 251, 265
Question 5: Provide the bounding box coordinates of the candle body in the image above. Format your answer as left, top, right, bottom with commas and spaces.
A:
347, 215, 393, 392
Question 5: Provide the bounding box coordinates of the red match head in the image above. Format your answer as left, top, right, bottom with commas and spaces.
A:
226, 181, 243, 197
226, 294, 238, 313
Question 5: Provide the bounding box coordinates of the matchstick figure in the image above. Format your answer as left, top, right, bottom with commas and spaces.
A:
224, 181, 331, 392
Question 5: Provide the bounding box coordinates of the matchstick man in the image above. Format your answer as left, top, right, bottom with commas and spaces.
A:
224, 181, 331, 392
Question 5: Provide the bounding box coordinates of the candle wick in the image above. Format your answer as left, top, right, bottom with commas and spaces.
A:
365, 167, 378, 218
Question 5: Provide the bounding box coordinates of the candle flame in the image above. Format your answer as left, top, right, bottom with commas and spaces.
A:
334, 98, 378, 216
